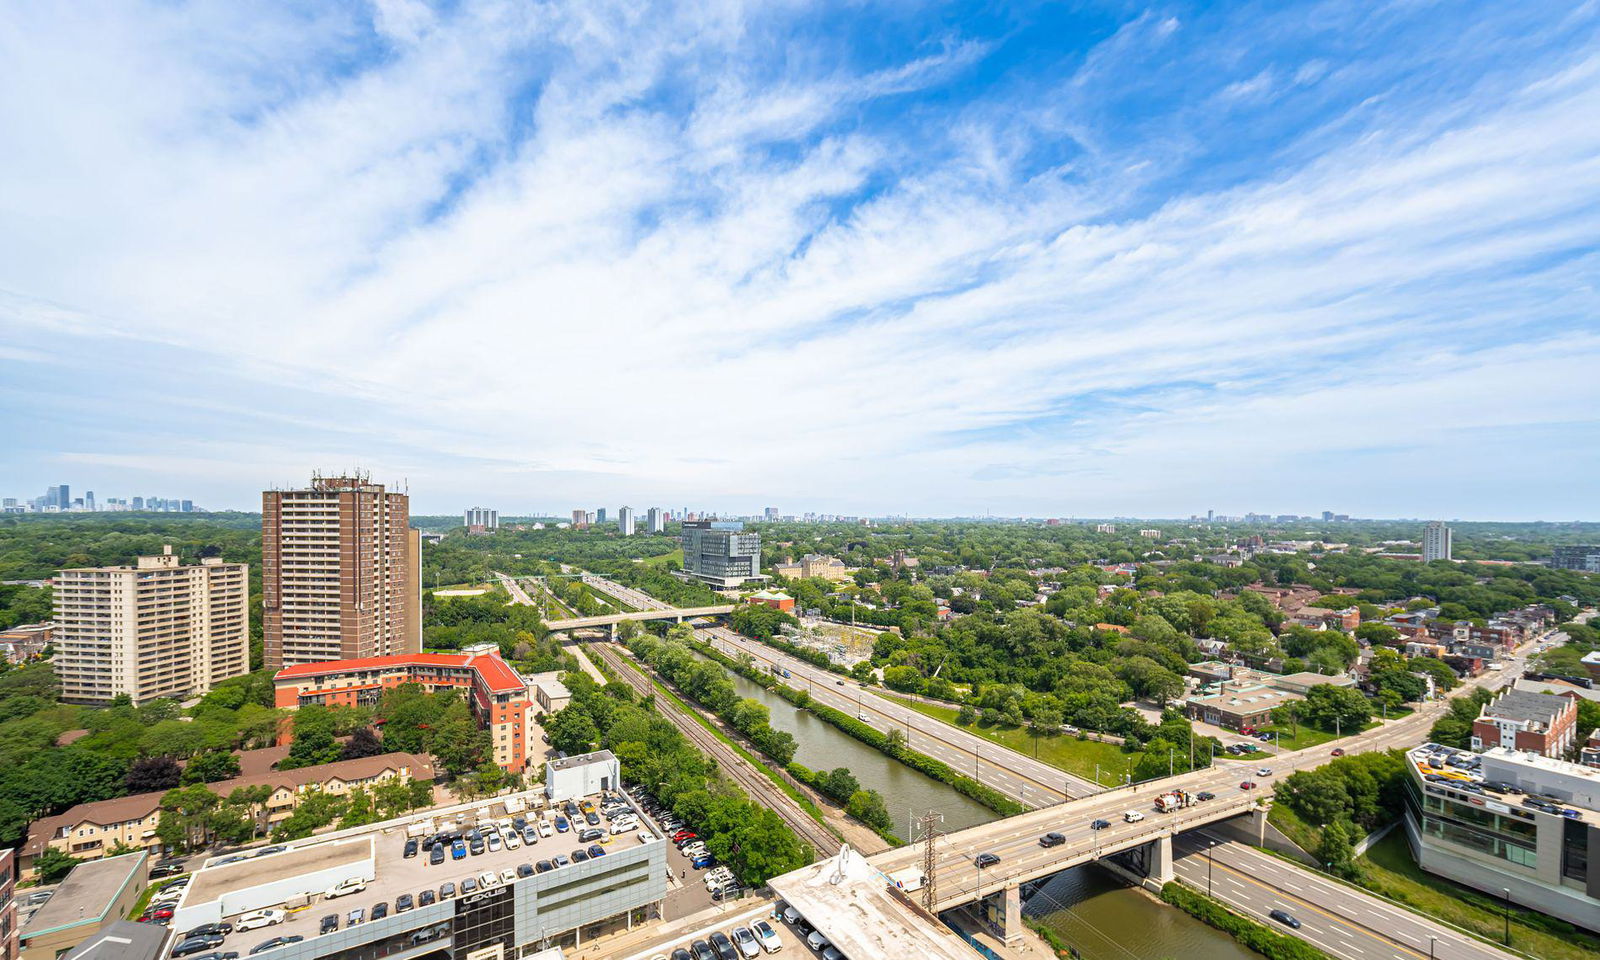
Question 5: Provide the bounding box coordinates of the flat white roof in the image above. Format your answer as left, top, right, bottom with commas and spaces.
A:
767, 850, 973, 960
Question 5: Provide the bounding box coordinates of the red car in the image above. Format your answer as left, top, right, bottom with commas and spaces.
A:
672, 830, 697, 843
1239, 781, 1256, 791
1331, 748, 1345, 757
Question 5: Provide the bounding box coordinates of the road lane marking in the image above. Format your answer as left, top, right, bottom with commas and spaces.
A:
1206, 858, 1428, 960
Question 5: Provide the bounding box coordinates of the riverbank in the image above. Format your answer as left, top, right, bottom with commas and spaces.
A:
694, 639, 1024, 816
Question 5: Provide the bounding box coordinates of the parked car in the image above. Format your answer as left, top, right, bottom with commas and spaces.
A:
172, 936, 225, 957
396, 894, 414, 913
691, 854, 715, 869
451, 840, 467, 860
319, 915, 338, 935
180, 925, 231, 940
234, 910, 284, 932
536, 860, 554, 873
805, 930, 829, 951
370, 903, 388, 921
709, 931, 738, 960
403, 838, 419, 859
150, 862, 186, 879
751, 919, 782, 953
249, 937, 302, 955
419, 889, 436, 907
324, 877, 367, 899
346, 908, 364, 926
579, 828, 604, 843
572, 849, 589, 863
974, 852, 1001, 868
439, 881, 456, 899
523, 827, 540, 845
460, 877, 478, 894
555, 816, 570, 833
691, 940, 717, 960
588, 845, 607, 858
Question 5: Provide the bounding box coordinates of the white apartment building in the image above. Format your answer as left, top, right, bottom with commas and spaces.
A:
1423, 520, 1453, 562
52, 546, 249, 704
463, 506, 498, 530
618, 505, 635, 536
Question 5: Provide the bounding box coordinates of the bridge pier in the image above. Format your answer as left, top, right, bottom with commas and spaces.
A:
1150, 834, 1174, 885
608, 622, 617, 640
1001, 883, 1024, 945
1250, 805, 1267, 847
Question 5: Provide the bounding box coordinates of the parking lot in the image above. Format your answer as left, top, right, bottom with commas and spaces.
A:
615, 901, 811, 960
167, 788, 655, 958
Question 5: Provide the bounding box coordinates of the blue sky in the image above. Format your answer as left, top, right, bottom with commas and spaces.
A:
2, 1, 1598, 518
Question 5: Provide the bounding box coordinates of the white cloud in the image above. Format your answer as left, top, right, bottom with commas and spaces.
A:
2, 2, 1598, 516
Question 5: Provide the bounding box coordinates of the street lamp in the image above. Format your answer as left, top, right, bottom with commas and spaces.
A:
1503, 888, 1511, 946
1207, 841, 1215, 897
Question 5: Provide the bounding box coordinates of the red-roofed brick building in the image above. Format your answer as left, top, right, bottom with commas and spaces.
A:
274, 649, 536, 772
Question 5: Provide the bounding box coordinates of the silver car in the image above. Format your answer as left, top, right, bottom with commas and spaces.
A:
730, 926, 760, 959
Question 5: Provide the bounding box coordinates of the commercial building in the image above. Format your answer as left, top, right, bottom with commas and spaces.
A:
274, 650, 535, 772
164, 779, 665, 960
617, 506, 635, 536
524, 672, 571, 715
1181, 683, 1301, 732
595, 508, 607, 525
263, 475, 421, 670
1552, 545, 1600, 572
677, 521, 765, 589
1422, 521, 1453, 563
17, 853, 148, 960
52, 546, 249, 704
545, 751, 621, 804
21, 754, 434, 876
645, 507, 664, 534
1471, 688, 1579, 757
1404, 744, 1599, 932
463, 507, 499, 532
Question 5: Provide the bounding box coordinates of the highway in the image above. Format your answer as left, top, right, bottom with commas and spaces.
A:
867, 688, 1450, 912
703, 625, 1108, 805
1174, 835, 1519, 960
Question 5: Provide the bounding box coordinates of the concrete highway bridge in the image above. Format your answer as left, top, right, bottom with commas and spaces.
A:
542, 605, 735, 633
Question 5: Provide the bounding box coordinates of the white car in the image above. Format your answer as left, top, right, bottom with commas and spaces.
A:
805, 930, 828, 951
1123, 811, 1145, 823
751, 919, 782, 953
478, 871, 500, 889
504, 831, 521, 850
731, 926, 761, 959
324, 877, 367, 899
538, 820, 553, 838
234, 909, 286, 932
610, 820, 639, 835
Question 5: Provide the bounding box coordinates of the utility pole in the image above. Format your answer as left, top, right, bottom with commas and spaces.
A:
918, 810, 943, 913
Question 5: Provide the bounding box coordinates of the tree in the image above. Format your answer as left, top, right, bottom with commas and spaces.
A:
340, 727, 385, 761
282, 705, 341, 769
819, 768, 860, 804
126, 755, 182, 793
33, 848, 81, 884
956, 704, 977, 726
1301, 685, 1373, 732
181, 751, 241, 785
1318, 818, 1360, 880
845, 789, 894, 832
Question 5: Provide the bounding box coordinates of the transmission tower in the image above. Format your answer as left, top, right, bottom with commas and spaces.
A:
916, 809, 943, 912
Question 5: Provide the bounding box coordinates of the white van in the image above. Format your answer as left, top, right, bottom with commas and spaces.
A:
1123, 811, 1145, 823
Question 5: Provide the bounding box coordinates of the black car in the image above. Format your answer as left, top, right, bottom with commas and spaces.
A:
1269, 909, 1301, 929
585, 812, 601, 826
572, 849, 589, 863
468, 838, 485, 855
430, 845, 446, 865
709, 931, 738, 960
691, 940, 717, 960
185, 953, 238, 960
172, 935, 226, 956
535, 860, 554, 873
370, 903, 388, 921
319, 914, 339, 935
516, 863, 534, 878
512, 816, 527, 831
1090, 819, 1110, 830
418, 890, 436, 907
150, 862, 186, 879
974, 852, 1001, 868
403, 838, 419, 859
181, 924, 232, 939
1039, 832, 1065, 848
1195, 791, 1215, 801
249, 937, 303, 955
671, 950, 693, 960
254, 846, 286, 858
396, 894, 415, 913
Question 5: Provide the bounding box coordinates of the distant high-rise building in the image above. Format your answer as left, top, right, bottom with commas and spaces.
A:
53, 545, 249, 703
571, 509, 587, 528
56, 484, 69, 510
1551, 545, 1600, 573
262, 474, 420, 670
84, 491, 95, 511
1206, 509, 1214, 522
1321, 510, 1334, 521
764, 507, 779, 521
596, 507, 608, 524
646, 507, 665, 534
181, 499, 194, 512
1422, 521, 1453, 563
132, 496, 144, 510
464, 506, 499, 530
618, 506, 635, 536
678, 520, 764, 588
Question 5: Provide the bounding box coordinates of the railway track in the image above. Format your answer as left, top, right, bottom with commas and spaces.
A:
588, 641, 842, 859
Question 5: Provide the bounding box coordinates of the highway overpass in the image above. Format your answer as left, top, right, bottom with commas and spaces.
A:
543, 605, 735, 632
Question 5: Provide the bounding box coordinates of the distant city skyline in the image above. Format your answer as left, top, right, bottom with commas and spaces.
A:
3, 4, 1599, 519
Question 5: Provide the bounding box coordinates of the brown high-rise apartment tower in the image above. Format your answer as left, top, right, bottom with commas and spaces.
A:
263, 473, 421, 670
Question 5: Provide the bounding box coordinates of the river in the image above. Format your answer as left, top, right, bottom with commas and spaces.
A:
706, 653, 1264, 959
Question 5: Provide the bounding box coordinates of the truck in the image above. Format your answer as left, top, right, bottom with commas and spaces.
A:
888, 866, 926, 893
1154, 791, 1191, 813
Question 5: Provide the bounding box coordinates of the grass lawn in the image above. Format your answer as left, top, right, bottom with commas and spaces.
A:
640, 549, 683, 569
882, 693, 1140, 786
1356, 831, 1600, 960
1266, 803, 1323, 855
1255, 723, 1338, 752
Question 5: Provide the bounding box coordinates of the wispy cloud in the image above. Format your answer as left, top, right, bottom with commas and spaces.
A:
1, 1, 1598, 517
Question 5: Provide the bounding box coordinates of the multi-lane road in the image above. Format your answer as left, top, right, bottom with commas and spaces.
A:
1174, 835, 1518, 960
701, 625, 1102, 806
